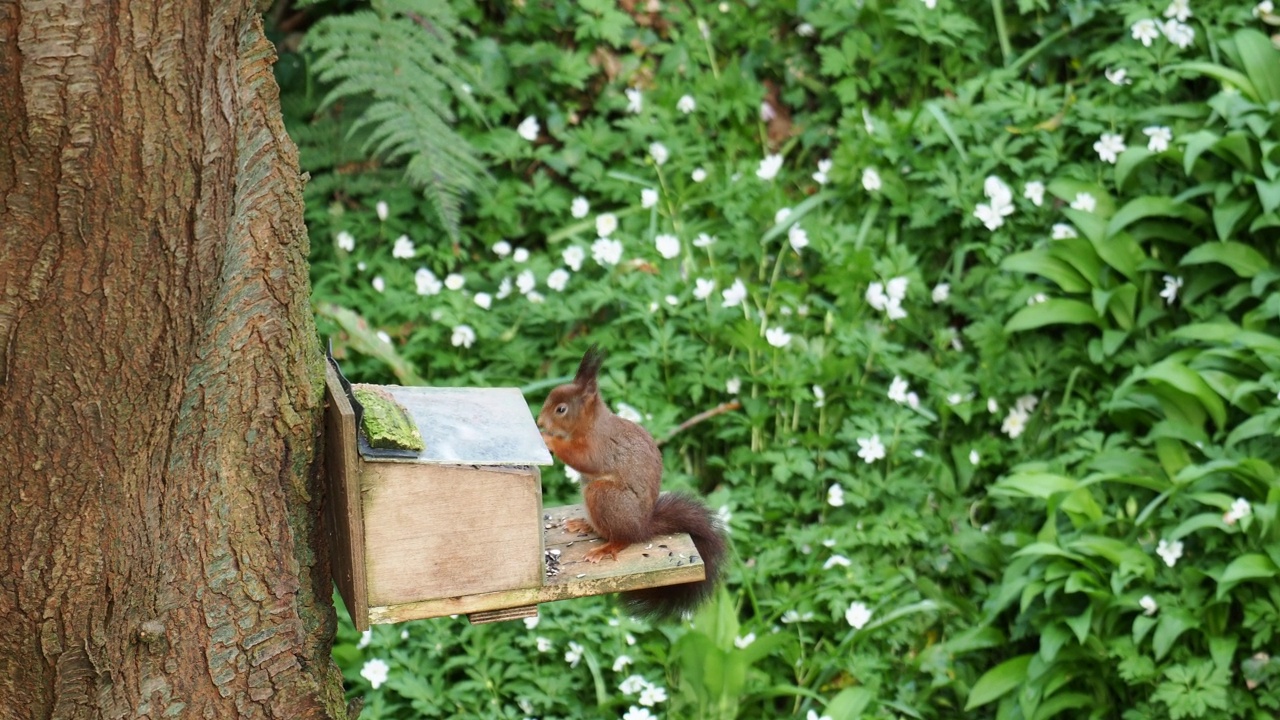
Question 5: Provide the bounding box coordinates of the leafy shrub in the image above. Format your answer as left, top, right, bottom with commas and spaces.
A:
274, 0, 1280, 717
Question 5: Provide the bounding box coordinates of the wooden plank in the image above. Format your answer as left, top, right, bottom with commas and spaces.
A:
362, 463, 544, 607
366, 503, 705, 624
324, 364, 370, 630
468, 605, 538, 624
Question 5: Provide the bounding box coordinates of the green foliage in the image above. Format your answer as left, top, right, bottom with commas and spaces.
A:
274, 0, 1280, 718
300, 0, 491, 239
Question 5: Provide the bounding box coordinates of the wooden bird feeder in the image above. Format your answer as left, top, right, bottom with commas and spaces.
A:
323, 357, 705, 629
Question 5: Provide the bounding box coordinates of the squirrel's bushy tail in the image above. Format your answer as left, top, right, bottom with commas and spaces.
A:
622, 492, 727, 620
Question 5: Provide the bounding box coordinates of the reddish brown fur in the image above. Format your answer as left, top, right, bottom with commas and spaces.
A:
537, 346, 727, 618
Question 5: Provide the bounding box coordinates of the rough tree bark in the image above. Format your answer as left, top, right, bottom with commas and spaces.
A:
0, 1, 346, 717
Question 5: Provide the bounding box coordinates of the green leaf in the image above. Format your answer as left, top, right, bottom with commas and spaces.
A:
1115, 147, 1155, 191
1256, 178, 1280, 215
1152, 611, 1197, 660
1211, 198, 1256, 241
1181, 130, 1221, 174
1217, 554, 1279, 599
1091, 231, 1144, 282
1001, 250, 1092, 293
1048, 179, 1115, 218
1136, 360, 1227, 431
964, 654, 1032, 711
1107, 196, 1206, 237
825, 687, 876, 720
1233, 28, 1280, 103
1167, 62, 1259, 103
1171, 322, 1280, 354
1180, 241, 1270, 278
1004, 300, 1102, 333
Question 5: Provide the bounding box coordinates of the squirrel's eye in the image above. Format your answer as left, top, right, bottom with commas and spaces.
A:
555, 403, 568, 415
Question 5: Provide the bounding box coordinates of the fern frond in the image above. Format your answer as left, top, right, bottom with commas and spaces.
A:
302, 0, 491, 240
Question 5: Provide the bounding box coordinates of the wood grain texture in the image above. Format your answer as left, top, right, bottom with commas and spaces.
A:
467, 605, 539, 625
362, 463, 544, 608
366, 503, 705, 624
324, 365, 369, 630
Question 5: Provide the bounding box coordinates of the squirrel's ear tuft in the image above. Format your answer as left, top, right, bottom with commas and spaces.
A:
575, 344, 606, 390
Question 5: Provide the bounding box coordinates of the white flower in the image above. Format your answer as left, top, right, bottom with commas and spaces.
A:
336, 230, 355, 252
1051, 223, 1078, 239
694, 232, 716, 248
596, 212, 619, 238
975, 176, 1015, 230
445, 273, 465, 291
536, 636, 553, 652
517, 115, 540, 142
375, 201, 388, 222
371, 276, 385, 293
655, 234, 681, 259
513, 248, 530, 263
1255, 1, 1275, 17
474, 292, 493, 310
717, 505, 733, 528
639, 685, 667, 707
775, 208, 792, 225
932, 283, 950, 303
760, 101, 776, 122
496, 276, 513, 299
1144, 126, 1173, 153
857, 434, 886, 463
782, 610, 814, 624
528, 291, 547, 304
1132, 18, 1160, 46
867, 282, 888, 311
1105, 67, 1133, 86
1024, 181, 1045, 207
947, 393, 963, 406
692, 167, 707, 183
807, 711, 833, 720
664, 294, 678, 306
734, 633, 756, 649
592, 238, 624, 267
649, 142, 669, 166
1160, 275, 1183, 305
797, 22, 815, 36
626, 87, 643, 114
516, 270, 536, 295
1164, 0, 1192, 22
1161, 19, 1195, 49
1156, 538, 1184, 567
1094, 133, 1127, 164
1140, 595, 1159, 616
758, 154, 784, 181
677, 94, 696, 113
726, 377, 741, 394
547, 268, 570, 292
974, 203, 1008, 231
564, 466, 581, 483
862, 107, 875, 134
625, 633, 636, 645
987, 398, 999, 414
823, 554, 851, 570
888, 376, 911, 404
985, 175, 1013, 205
563, 246, 585, 272
641, 188, 659, 209
624, 707, 655, 720
827, 484, 844, 507
722, 279, 748, 308
415, 268, 442, 296
493, 240, 512, 257
564, 641, 584, 667
357, 629, 372, 649
361, 658, 389, 689
1027, 293, 1048, 305
613, 655, 633, 672
1001, 408, 1029, 439
571, 196, 590, 219
523, 616, 540, 630
861, 167, 882, 192
620, 675, 649, 695
1070, 192, 1097, 212
886, 276, 908, 302
1016, 394, 1039, 414
921, 0, 937, 7
810, 158, 832, 185
813, 385, 825, 408
788, 225, 809, 253
389, 235, 415, 259
845, 601, 873, 630
765, 326, 792, 348
694, 278, 716, 300
616, 402, 643, 423
969, 449, 980, 466
451, 324, 476, 349
1225, 497, 1252, 525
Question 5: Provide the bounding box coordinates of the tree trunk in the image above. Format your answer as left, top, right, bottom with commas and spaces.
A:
0, 1, 345, 717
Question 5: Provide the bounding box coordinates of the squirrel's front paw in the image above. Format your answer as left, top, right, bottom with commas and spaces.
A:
583, 540, 628, 563
564, 518, 594, 535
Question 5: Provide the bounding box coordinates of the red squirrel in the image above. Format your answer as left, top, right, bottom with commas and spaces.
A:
537, 346, 727, 619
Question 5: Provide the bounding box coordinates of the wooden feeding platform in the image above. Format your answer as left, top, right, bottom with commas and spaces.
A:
323, 359, 705, 629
